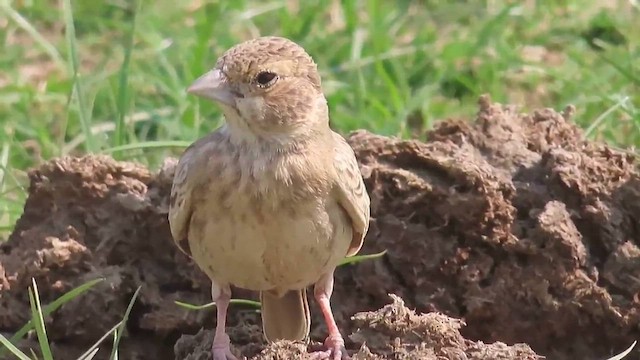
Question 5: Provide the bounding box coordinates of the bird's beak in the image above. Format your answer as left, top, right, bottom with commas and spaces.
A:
187, 69, 235, 106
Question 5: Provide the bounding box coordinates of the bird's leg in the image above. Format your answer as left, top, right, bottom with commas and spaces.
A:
310, 270, 349, 360
211, 282, 238, 360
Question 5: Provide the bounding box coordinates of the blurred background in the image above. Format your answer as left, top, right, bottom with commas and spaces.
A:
0, 0, 638, 238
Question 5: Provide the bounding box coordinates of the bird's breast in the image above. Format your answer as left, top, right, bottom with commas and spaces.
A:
186, 142, 348, 291
188, 194, 352, 292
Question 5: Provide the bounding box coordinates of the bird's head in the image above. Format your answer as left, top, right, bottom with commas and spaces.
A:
188, 36, 328, 138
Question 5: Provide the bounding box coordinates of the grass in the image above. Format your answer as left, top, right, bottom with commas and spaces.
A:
0, 0, 638, 237
0, 278, 140, 360
0, 0, 638, 358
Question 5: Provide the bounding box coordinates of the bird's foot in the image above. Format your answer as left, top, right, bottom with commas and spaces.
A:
211, 333, 238, 360
309, 335, 349, 360
212, 347, 237, 360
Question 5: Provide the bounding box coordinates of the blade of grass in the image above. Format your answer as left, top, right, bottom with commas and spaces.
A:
81, 347, 101, 360
0, 333, 31, 360
3, 278, 104, 355
111, 329, 118, 360
175, 251, 386, 311
114, 0, 141, 150
78, 289, 145, 360
0, 0, 66, 70
332, 44, 430, 74
606, 340, 637, 360
597, 52, 640, 86
584, 96, 629, 138
62, 0, 96, 152
0, 163, 26, 193
62, 107, 173, 154
472, 4, 514, 53
0, 142, 9, 190
108, 286, 141, 359
339, 250, 387, 266
76, 321, 122, 360
174, 298, 262, 311
101, 141, 192, 154
28, 279, 53, 360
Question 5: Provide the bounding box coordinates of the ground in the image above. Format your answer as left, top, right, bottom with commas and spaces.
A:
1, 97, 639, 359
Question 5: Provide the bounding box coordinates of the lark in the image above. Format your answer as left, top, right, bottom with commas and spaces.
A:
169, 36, 370, 360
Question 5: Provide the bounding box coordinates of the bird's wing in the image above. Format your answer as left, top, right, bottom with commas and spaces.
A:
332, 131, 371, 257
168, 132, 221, 257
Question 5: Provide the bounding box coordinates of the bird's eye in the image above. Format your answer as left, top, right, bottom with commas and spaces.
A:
255, 71, 278, 87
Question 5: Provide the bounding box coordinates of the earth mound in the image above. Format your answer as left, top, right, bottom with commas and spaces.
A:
1, 96, 638, 359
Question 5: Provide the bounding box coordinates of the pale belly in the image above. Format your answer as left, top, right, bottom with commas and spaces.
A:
188, 199, 352, 292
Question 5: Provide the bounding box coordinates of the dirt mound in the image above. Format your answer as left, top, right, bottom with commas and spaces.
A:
174, 294, 541, 360
1, 96, 639, 359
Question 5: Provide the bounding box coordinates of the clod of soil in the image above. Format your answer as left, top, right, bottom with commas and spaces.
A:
175, 294, 541, 360
1, 95, 639, 360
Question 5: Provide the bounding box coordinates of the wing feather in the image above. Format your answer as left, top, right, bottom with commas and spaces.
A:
168, 132, 221, 257
332, 132, 370, 257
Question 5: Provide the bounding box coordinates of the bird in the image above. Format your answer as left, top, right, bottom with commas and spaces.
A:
168, 36, 370, 360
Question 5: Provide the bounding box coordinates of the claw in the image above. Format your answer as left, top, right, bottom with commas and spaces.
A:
309, 335, 348, 360
212, 344, 238, 360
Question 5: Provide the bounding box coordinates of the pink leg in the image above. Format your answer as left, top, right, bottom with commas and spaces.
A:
211, 282, 237, 360
310, 271, 349, 360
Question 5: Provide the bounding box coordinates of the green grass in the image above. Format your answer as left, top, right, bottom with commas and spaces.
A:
0, 1, 638, 356
0, 277, 142, 360
0, 279, 141, 360
0, 0, 639, 238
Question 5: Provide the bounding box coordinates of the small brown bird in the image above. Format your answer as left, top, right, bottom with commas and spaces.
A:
169, 36, 370, 360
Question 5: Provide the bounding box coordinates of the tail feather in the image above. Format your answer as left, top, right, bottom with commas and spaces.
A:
260, 289, 310, 342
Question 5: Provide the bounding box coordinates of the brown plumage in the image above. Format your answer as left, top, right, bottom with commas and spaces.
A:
169, 36, 370, 360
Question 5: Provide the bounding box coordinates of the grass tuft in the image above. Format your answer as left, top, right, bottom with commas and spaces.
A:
28, 279, 54, 360
0, 278, 142, 360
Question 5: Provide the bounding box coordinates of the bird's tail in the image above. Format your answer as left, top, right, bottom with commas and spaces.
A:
260, 289, 310, 342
